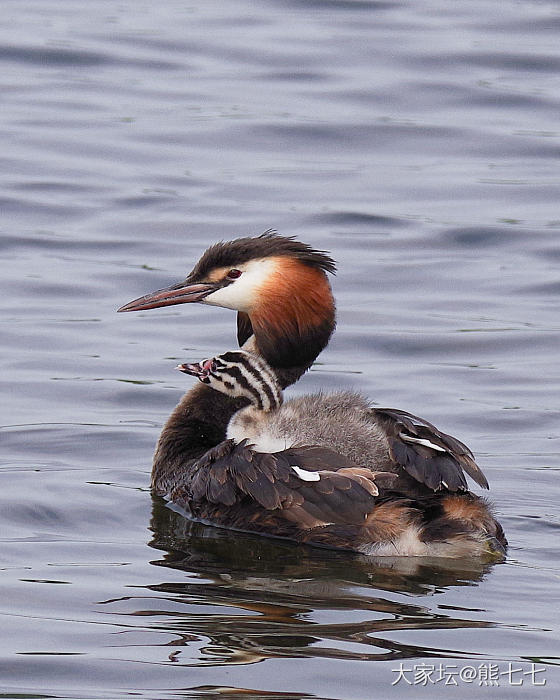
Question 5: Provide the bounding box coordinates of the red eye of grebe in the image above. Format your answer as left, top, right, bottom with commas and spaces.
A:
226, 269, 242, 279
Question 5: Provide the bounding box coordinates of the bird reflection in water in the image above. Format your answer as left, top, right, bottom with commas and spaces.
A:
145, 496, 498, 668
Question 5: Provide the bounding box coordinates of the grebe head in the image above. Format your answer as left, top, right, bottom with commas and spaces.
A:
177, 350, 282, 412
118, 231, 337, 370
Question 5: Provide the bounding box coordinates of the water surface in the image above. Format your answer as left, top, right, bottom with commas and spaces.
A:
1, 0, 559, 697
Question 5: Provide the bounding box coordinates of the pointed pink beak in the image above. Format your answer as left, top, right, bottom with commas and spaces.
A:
117, 280, 216, 313
176, 358, 216, 379
175, 361, 205, 377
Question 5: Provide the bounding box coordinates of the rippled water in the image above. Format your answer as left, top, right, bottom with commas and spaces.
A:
1, 0, 559, 697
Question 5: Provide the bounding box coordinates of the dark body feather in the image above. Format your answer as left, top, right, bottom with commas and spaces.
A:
166, 439, 506, 558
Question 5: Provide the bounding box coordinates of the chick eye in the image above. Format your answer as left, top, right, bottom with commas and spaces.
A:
226, 269, 242, 280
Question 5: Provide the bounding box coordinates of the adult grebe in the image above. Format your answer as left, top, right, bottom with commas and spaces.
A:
118, 232, 506, 558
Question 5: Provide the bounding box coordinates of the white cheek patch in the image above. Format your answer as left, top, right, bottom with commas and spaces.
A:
291, 466, 321, 482
202, 258, 278, 312
400, 433, 446, 452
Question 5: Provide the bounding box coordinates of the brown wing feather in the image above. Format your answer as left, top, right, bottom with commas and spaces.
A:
281, 445, 357, 471
176, 440, 292, 510
372, 407, 489, 491
168, 439, 384, 530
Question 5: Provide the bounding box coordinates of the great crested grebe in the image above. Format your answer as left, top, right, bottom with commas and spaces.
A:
118, 231, 507, 558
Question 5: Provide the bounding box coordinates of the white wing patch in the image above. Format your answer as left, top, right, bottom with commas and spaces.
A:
400, 433, 447, 452
291, 466, 321, 482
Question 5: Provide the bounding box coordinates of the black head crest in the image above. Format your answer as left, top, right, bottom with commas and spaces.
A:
187, 230, 336, 282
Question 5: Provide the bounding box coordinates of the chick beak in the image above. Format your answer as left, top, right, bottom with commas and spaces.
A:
175, 361, 206, 378
117, 280, 216, 313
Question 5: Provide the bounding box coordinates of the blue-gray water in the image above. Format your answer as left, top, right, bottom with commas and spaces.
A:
1, 0, 559, 697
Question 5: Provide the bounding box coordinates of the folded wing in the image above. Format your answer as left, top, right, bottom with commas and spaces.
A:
371, 407, 488, 492
168, 439, 397, 529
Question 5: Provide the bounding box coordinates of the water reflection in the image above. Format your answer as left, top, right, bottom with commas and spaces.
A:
145, 498, 497, 666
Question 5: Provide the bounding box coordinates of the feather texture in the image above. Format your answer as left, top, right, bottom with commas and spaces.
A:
168, 439, 393, 530
372, 407, 489, 491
